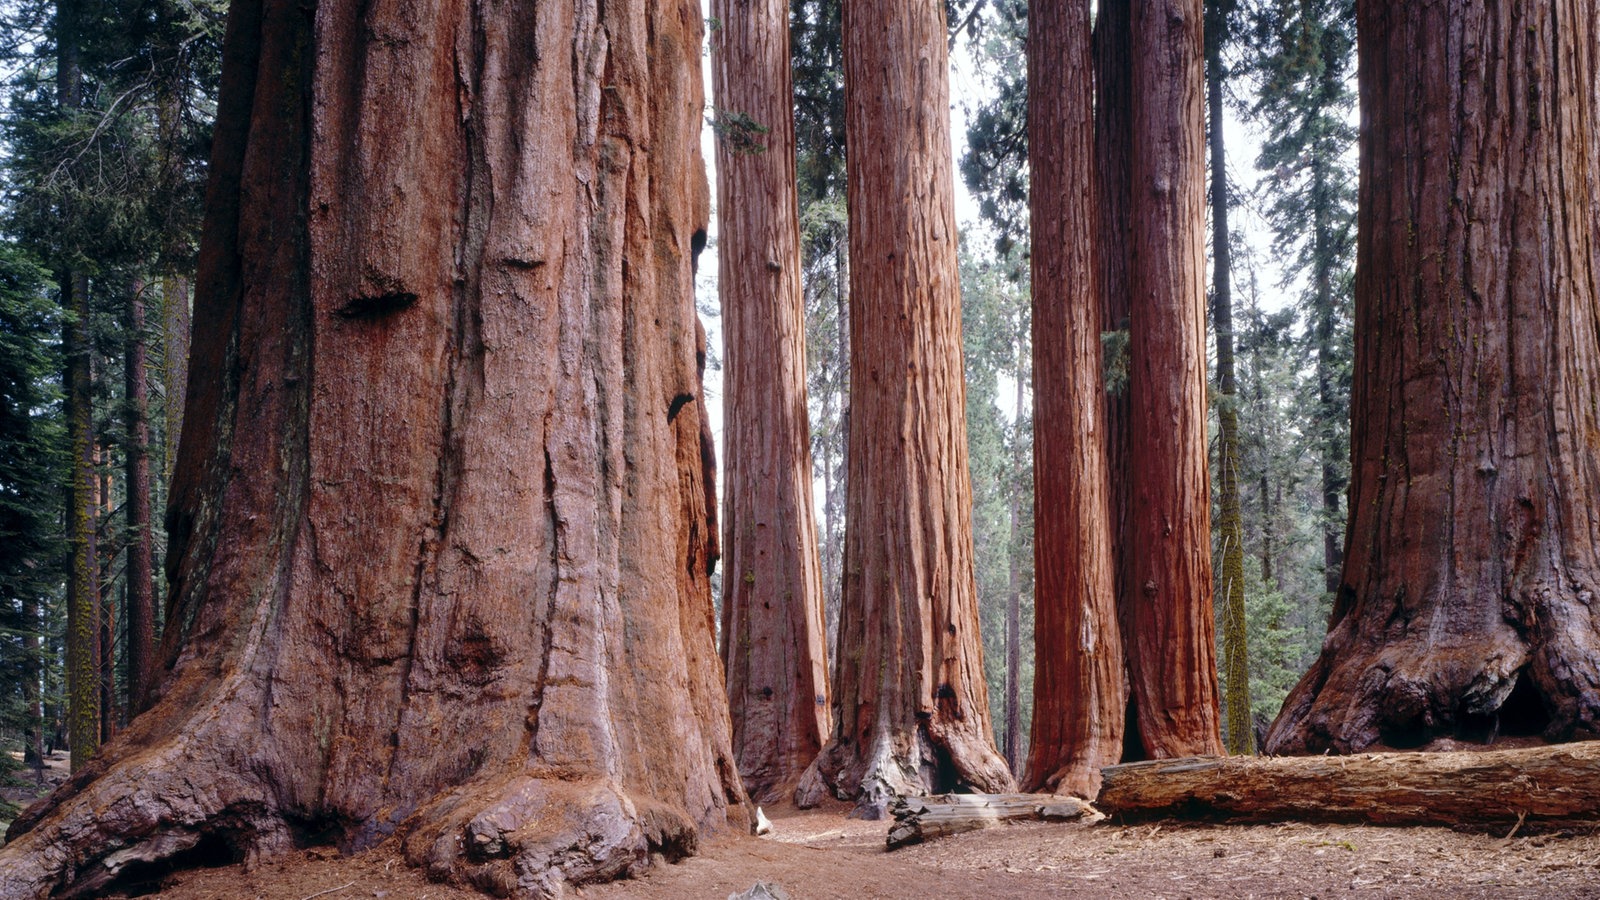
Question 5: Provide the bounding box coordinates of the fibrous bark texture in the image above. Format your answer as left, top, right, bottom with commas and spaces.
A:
1093, 0, 1143, 763
1099, 742, 1600, 828
710, 0, 832, 807
1266, 0, 1600, 755
124, 284, 156, 716
1024, 0, 1126, 797
1125, 0, 1223, 759
800, 0, 1013, 818
0, 0, 749, 894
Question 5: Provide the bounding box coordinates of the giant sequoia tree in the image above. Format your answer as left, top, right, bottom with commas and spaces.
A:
1266, 0, 1600, 754
711, 0, 832, 806
1124, 0, 1224, 759
0, 0, 749, 893
1024, 0, 1125, 796
800, 0, 1013, 817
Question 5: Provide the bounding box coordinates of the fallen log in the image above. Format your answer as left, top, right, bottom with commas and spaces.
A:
1097, 741, 1600, 828
886, 793, 1095, 849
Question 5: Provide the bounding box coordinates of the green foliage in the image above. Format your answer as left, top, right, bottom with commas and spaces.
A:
956, 0, 1027, 255
710, 109, 771, 155
0, 242, 62, 772
959, 239, 1033, 762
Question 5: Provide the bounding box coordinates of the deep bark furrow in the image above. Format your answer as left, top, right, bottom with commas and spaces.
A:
1024, 0, 1126, 797
1125, 0, 1223, 760
711, 0, 832, 806
1268, 0, 1600, 755
804, 0, 1012, 816
1, 0, 747, 895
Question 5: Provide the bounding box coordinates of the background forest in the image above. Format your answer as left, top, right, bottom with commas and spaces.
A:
0, 0, 1352, 800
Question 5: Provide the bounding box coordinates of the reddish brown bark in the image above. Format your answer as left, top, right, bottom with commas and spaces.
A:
0, 0, 749, 893
1125, 0, 1223, 759
1093, 0, 1143, 762
1266, 0, 1600, 755
124, 284, 156, 716
1023, 0, 1126, 797
710, 0, 832, 807
800, 0, 1013, 817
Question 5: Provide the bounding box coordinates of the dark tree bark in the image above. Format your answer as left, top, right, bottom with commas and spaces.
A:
161, 275, 189, 485
1125, 0, 1223, 759
57, 0, 99, 773
1023, 0, 1126, 797
97, 453, 116, 742
0, 0, 751, 893
800, 0, 1013, 818
1205, 0, 1251, 756
710, 0, 832, 806
124, 284, 156, 716
1093, 0, 1143, 764
1266, 0, 1600, 755
23, 593, 44, 776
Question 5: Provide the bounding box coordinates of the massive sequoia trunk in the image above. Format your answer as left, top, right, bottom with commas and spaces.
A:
0, 0, 750, 894
1023, 0, 1126, 797
1124, 0, 1223, 759
799, 0, 1013, 818
1266, 0, 1600, 755
710, 0, 832, 806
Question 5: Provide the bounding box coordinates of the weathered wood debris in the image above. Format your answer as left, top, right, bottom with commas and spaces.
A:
1097, 742, 1600, 828
886, 793, 1095, 849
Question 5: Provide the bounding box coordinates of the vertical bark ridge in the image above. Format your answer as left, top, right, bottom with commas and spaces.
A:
1093, 0, 1142, 762
1267, 0, 1600, 756
711, 0, 833, 806
0, 0, 748, 894
1023, 0, 1126, 797
803, 0, 1013, 818
1125, 0, 1224, 759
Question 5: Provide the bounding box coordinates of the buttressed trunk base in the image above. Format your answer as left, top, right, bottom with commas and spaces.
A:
1266, 0, 1600, 756
0, 0, 750, 895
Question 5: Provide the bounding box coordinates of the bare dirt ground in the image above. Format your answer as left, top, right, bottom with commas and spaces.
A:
23, 798, 1589, 899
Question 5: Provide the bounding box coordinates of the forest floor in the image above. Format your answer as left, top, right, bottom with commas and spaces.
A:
5, 767, 1600, 899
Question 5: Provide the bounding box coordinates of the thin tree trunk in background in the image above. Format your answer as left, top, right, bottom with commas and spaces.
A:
1312, 197, 1342, 598
98, 443, 116, 743
58, 0, 99, 772
162, 276, 190, 482
1126, 0, 1223, 759
1267, 0, 1600, 755
1002, 335, 1025, 772
156, 16, 191, 485
1093, 0, 1141, 764
711, 0, 832, 806
124, 283, 156, 715
0, 0, 751, 892
998, 337, 1024, 771
1205, 1, 1252, 756
802, 0, 1013, 817
1024, 0, 1126, 797
23, 593, 44, 777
